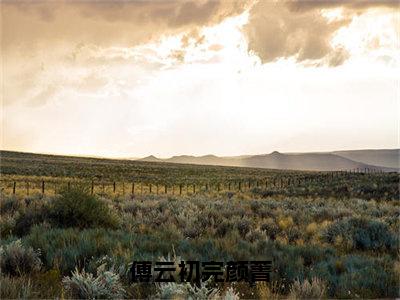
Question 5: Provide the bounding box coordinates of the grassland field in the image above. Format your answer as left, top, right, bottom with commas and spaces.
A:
0, 150, 399, 299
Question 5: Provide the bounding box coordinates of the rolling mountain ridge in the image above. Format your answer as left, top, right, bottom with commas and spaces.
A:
332, 149, 399, 169
138, 149, 399, 172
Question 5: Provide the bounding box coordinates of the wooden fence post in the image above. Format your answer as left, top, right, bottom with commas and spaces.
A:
149, 184, 152, 194
131, 182, 135, 195
113, 182, 116, 193
165, 184, 167, 194
122, 182, 125, 195
238, 182, 242, 192
26, 181, 29, 195
217, 183, 220, 192
179, 184, 182, 195
193, 184, 196, 194
42, 180, 45, 194
228, 182, 231, 191
91, 180, 94, 195
13, 181, 16, 194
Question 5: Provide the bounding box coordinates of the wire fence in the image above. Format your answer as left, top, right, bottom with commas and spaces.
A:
0, 168, 387, 197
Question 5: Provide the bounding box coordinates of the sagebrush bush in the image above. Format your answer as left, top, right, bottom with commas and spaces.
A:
62, 267, 126, 299
289, 277, 326, 299
183, 224, 203, 239
324, 217, 397, 252
256, 281, 281, 300
24, 226, 136, 273
223, 286, 240, 300
0, 214, 16, 238
49, 185, 119, 229
261, 220, 280, 241
156, 282, 187, 299
1, 184, 399, 298
236, 218, 251, 237
0, 239, 42, 276
313, 255, 398, 298
0, 196, 22, 214
216, 220, 234, 237
14, 205, 50, 236
186, 280, 220, 299
0, 275, 33, 299
156, 279, 219, 300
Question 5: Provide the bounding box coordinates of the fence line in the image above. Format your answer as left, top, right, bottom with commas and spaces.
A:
0, 168, 388, 197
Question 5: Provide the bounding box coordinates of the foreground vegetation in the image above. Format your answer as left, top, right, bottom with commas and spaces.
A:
0, 151, 399, 298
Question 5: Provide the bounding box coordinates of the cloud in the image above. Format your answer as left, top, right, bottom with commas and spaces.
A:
2, 0, 398, 110
29, 84, 59, 107
286, 0, 399, 11
326, 47, 351, 67
2, 1, 250, 51
244, 1, 351, 65
243, 0, 398, 66
2, 1, 252, 106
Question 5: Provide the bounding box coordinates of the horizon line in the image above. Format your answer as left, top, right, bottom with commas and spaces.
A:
1, 147, 398, 161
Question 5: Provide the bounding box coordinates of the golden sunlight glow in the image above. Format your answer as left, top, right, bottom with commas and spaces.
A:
1, 2, 398, 158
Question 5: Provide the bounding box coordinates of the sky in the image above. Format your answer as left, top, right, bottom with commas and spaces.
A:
1, 0, 399, 158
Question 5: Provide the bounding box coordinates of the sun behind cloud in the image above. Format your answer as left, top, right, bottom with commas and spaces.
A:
1, 0, 398, 157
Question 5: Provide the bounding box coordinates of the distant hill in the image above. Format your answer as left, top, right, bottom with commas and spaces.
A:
333, 149, 399, 169
241, 152, 372, 171
136, 149, 399, 172
139, 155, 163, 162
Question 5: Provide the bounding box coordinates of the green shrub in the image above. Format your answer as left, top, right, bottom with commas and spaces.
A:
250, 200, 261, 212
261, 221, 280, 241
0, 196, 22, 214
236, 218, 251, 237
0, 214, 16, 239
287, 227, 301, 243
183, 224, 203, 239
49, 185, 119, 229
313, 255, 399, 298
324, 217, 397, 252
32, 269, 63, 299
24, 226, 136, 274
247, 229, 264, 243
14, 206, 49, 236
0, 239, 42, 276
216, 220, 234, 237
